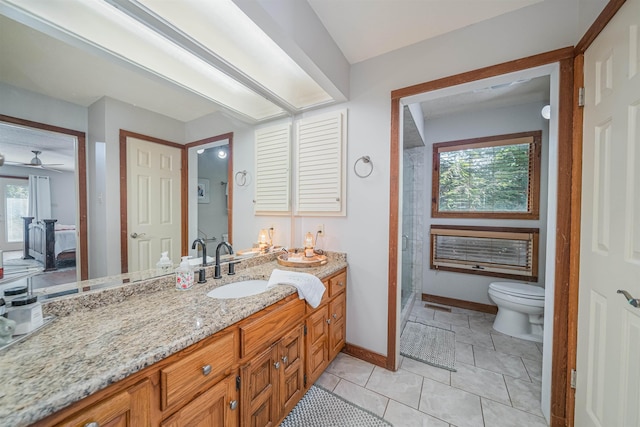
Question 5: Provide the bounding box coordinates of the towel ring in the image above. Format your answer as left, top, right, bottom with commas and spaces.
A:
354, 156, 373, 178
235, 170, 248, 186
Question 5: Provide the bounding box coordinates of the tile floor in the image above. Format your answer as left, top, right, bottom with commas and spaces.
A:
315, 302, 547, 427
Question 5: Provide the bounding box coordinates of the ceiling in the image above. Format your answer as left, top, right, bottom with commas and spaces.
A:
0, 0, 547, 167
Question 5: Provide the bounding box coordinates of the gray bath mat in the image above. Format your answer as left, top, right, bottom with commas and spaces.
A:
280, 385, 392, 427
400, 321, 456, 372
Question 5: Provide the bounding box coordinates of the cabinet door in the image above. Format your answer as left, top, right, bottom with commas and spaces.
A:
56, 379, 151, 427
241, 345, 278, 427
305, 305, 329, 386
329, 292, 346, 361
161, 374, 237, 427
278, 325, 304, 417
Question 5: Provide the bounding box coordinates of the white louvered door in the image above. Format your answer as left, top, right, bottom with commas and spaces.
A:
254, 124, 291, 214
576, 0, 640, 425
295, 110, 346, 215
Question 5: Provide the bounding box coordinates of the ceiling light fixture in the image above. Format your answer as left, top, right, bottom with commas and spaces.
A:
4, 0, 324, 122
196, 148, 205, 155
217, 149, 227, 159
541, 105, 551, 120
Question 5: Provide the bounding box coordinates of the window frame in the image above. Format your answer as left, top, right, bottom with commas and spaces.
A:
430, 225, 539, 282
432, 131, 542, 219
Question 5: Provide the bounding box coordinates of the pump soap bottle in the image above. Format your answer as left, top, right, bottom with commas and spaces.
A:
156, 252, 172, 275
175, 256, 194, 290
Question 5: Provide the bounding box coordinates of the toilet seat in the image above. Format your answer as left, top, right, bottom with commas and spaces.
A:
489, 282, 545, 300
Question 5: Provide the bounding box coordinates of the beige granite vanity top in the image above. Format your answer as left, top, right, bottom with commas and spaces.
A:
0, 252, 347, 427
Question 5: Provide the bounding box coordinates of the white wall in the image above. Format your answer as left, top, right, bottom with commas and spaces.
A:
422, 101, 550, 305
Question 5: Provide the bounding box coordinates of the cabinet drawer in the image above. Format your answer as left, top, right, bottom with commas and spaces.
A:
329, 270, 347, 297
240, 297, 304, 358
161, 332, 235, 410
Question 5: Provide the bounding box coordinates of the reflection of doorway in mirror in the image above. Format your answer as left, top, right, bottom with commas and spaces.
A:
197, 179, 210, 203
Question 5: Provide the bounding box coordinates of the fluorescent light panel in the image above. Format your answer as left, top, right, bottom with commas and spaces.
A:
3, 0, 288, 121
136, 0, 333, 110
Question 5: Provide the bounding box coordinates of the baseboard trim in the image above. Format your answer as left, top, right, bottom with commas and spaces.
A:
342, 343, 387, 369
422, 294, 498, 315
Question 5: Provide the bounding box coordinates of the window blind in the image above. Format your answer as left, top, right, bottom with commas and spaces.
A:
430, 226, 539, 281
254, 124, 290, 214
432, 131, 541, 219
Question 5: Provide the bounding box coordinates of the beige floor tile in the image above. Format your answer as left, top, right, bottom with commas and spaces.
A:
504, 376, 543, 417
452, 325, 495, 349
400, 356, 451, 385
523, 357, 543, 384
384, 399, 449, 427
366, 366, 423, 409
451, 362, 511, 405
473, 347, 529, 380
456, 341, 475, 365
481, 398, 548, 427
434, 311, 470, 327
491, 334, 543, 361
332, 379, 389, 417
420, 378, 484, 427
326, 352, 374, 386
468, 316, 497, 334
450, 307, 487, 318
411, 305, 436, 321
315, 371, 340, 391
408, 318, 453, 330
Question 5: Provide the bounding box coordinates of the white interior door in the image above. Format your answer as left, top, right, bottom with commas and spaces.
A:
0, 177, 29, 252
127, 137, 181, 273
576, 0, 640, 425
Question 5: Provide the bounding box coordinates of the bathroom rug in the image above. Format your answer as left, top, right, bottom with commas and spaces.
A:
400, 321, 456, 372
279, 385, 392, 427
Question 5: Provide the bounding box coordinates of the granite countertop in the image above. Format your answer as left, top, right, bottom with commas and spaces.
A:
0, 252, 347, 427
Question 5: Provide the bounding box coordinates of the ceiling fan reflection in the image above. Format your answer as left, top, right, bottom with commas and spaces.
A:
4, 150, 63, 173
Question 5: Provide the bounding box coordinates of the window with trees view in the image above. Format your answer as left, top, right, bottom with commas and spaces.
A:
432, 131, 541, 219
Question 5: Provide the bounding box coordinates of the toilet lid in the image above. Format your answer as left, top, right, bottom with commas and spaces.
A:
490, 282, 545, 299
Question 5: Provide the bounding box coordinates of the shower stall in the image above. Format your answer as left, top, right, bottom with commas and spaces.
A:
400, 144, 425, 322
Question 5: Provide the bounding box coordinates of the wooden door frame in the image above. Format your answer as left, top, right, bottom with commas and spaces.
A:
0, 114, 88, 281
388, 47, 576, 424
387, 2, 627, 425
184, 132, 234, 247
119, 130, 186, 274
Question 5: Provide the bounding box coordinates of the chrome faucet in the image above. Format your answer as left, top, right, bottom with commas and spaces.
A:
214, 241, 233, 279
191, 238, 207, 283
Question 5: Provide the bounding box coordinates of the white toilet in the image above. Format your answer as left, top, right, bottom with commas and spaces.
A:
488, 282, 545, 343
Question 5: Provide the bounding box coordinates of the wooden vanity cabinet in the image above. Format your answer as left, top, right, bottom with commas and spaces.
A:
304, 268, 347, 387
161, 374, 237, 427
53, 378, 151, 427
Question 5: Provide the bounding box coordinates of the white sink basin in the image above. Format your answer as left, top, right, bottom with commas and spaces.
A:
206, 280, 269, 299
188, 256, 214, 266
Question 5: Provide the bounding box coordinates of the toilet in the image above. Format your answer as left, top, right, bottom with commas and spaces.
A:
488, 282, 545, 343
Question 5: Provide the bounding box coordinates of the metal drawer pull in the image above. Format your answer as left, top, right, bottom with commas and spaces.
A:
326, 319, 331, 324
282, 356, 288, 364
229, 400, 238, 410
84, 423, 99, 427
333, 313, 337, 319
202, 365, 212, 376
617, 290, 640, 308
338, 281, 344, 287
274, 361, 280, 369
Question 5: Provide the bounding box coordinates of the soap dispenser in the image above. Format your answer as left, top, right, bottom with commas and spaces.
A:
175, 256, 194, 290
156, 252, 173, 275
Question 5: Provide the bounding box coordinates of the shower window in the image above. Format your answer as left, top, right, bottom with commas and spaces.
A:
432, 130, 541, 219
430, 225, 539, 281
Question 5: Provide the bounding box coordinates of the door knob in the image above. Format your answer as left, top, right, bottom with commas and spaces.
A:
274, 361, 280, 369
130, 232, 146, 239
617, 290, 640, 308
